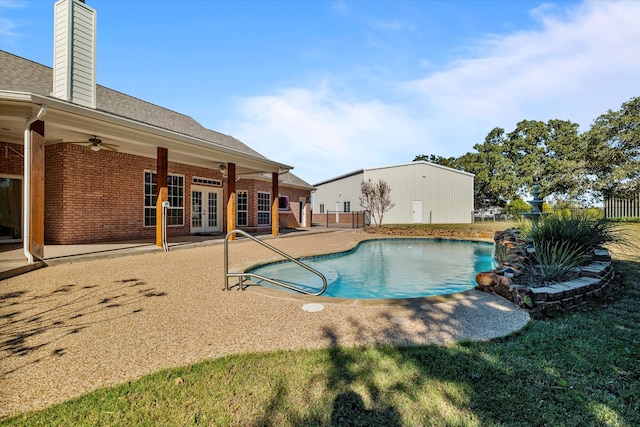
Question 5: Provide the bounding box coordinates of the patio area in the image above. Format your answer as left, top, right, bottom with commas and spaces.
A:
0, 229, 529, 418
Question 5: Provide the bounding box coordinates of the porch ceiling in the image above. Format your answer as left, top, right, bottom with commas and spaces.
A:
0, 96, 290, 176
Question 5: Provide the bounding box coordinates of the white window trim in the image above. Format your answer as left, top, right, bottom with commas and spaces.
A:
143, 170, 185, 228
236, 190, 248, 227
257, 191, 271, 226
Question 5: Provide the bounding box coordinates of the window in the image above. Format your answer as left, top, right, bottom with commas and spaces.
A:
144, 172, 157, 227
144, 171, 184, 227
320, 203, 324, 214
278, 196, 289, 211
258, 192, 271, 225
167, 175, 184, 225
344, 201, 351, 212
192, 177, 222, 187
237, 191, 248, 226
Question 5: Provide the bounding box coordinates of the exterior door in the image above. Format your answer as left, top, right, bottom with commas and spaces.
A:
0, 176, 22, 242
299, 197, 307, 227
412, 200, 423, 223
191, 186, 221, 233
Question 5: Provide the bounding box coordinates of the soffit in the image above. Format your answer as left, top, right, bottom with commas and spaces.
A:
0, 95, 289, 175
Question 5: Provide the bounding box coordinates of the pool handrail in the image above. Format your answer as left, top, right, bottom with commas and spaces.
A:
223, 229, 328, 296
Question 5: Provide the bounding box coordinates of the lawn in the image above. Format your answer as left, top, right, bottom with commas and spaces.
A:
2, 224, 639, 426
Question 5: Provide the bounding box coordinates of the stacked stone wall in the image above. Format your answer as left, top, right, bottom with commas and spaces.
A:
476, 229, 615, 312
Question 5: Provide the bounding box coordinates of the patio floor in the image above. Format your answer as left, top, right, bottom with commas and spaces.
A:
0, 228, 529, 418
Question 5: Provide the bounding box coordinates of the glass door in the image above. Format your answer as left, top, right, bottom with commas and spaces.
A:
191, 186, 221, 234
0, 177, 22, 242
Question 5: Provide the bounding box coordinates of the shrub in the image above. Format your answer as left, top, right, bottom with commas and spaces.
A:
525, 210, 621, 258
505, 198, 531, 219
493, 241, 509, 263
524, 241, 590, 286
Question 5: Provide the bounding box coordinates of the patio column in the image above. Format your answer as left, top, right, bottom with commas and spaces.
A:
272, 172, 279, 236
155, 147, 168, 247
226, 162, 236, 240
30, 120, 45, 259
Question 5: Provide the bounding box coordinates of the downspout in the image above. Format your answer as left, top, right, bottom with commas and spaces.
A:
23, 104, 47, 264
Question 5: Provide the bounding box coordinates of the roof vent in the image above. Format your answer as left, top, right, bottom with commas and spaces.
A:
52, 0, 96, 108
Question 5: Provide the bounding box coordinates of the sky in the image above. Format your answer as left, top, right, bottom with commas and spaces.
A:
1, 0, 639, 185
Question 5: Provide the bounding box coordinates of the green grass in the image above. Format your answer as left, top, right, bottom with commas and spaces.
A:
3, 225, 639, 427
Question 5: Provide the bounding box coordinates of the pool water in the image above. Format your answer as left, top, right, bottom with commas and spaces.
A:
247, 239, 495, 299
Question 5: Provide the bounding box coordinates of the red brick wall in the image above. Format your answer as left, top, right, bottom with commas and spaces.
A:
3, 141, 312, 244
44, 143, 226, 244
281, 188, 312, 228
235, 180, 312, 229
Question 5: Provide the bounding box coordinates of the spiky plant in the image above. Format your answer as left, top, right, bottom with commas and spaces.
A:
524, 241, 590, 286
527, 210, 621, 259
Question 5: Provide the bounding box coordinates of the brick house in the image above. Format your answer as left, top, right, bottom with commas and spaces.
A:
0, 0, 313, 262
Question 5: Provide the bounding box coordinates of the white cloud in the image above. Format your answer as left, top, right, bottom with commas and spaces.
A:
368, 19, 415, 32
224, 82, 424, 185
222, 1, 640, 185
0, 0, 24, 39
402, 1, 640, 132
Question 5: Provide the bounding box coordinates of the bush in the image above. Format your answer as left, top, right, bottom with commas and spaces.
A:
524, 241, 590, 286
505, 198, 531, 218
525, 210, 620, 258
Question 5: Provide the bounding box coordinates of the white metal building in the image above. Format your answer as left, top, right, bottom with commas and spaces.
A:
312, 161, 475, 224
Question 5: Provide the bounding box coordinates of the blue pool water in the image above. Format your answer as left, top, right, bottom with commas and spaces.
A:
247, 238, 495, 299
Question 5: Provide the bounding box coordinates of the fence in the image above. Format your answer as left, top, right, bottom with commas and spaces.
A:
312, 211, 369, 228
604, 193, 640, 219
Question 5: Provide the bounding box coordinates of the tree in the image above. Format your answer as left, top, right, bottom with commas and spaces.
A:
360, 179, 395, 227
504, 119, 584, 201
413, 154, 458, 168
412, 96, 639, 206
583, 96, 640, 199
504, 197, 531, 218
456, 128, 519, 208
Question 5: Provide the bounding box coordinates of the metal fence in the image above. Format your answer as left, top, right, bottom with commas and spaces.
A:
604, 193, 640, 219
318, 211, 370, 228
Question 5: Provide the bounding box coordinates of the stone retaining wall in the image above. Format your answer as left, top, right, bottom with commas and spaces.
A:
476, 230, 615, 312
527, 249, 614, 311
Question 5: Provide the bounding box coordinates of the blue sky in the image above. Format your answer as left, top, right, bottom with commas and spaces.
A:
1, 0, 639, 185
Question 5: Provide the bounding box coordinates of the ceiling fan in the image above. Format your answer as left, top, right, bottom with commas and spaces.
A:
68, 135, 119, 152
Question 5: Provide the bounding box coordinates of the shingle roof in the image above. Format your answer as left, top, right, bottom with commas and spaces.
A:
279, 172, 314, 189
0, 50, 264, 157
1, 50, 316, 189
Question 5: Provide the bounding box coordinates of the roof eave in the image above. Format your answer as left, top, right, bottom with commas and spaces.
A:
0, 90, 293, 173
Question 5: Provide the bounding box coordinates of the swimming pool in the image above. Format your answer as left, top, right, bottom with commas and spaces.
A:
246, 238, 495, 299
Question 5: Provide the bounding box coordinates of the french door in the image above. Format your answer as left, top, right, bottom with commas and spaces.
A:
191, 186, 221, 233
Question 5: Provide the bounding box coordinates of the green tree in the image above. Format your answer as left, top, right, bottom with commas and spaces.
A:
413, 96, 639, 207
504, 197, 531, 218
413, 154, 458, 169
456, 128, 519, 208
503, 119, 584, 201
583, 96, 640, 199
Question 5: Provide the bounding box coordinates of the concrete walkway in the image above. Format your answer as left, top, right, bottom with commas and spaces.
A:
0, 228, 325, 280
0, 228, 530, 418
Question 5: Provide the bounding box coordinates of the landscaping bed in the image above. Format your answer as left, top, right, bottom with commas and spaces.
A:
475, 228, 615, 312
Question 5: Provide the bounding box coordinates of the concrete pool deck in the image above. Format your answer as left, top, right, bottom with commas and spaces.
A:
0, 228, 530, 418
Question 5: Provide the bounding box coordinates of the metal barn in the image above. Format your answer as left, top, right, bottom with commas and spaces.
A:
312, 161, 475, 225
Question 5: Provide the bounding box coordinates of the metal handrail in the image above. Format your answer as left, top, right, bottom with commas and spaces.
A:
223, 229, 328, 296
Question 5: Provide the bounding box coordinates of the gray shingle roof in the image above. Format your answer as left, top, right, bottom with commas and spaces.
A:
279, 172, 314, 189
0, 50, 264, 157
1, 50, 315, 189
